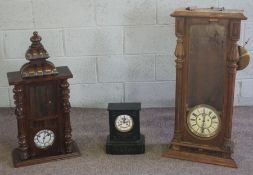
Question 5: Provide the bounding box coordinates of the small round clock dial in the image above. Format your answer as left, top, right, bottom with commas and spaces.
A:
115, 115, 134, 132
187, 105, 220, 138
34, 129, 55, 149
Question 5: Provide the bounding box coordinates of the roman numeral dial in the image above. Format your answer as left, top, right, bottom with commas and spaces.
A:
187, 105, 221, 138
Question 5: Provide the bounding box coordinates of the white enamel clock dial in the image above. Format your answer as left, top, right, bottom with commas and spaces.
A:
115, 115, 134, 132
187, 105, 221, 138
34, 129, 55, 149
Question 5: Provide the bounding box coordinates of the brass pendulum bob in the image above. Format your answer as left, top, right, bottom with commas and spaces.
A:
237, 39, 250, 71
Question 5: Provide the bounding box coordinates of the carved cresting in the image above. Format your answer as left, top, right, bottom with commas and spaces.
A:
223, 21, 241, 155
13, 85, 29, 160
173, 17, 185, 142
60, 80, 73, 153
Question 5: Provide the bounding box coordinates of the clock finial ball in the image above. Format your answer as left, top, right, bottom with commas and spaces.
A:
30, 31, 42, 43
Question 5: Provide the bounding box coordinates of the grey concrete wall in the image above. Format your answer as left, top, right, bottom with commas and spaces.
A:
0, 0, 252, 108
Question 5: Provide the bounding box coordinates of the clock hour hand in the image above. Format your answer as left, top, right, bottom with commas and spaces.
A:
37, 135, 43, 143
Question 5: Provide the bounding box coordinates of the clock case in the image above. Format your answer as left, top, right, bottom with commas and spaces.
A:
164, 7, 247, 168
7, 32, 80, 167
106, 103, 145, 154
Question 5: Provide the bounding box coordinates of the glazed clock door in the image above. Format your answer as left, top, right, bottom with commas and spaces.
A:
185, 19, 228, 146
26, 82, 62, 157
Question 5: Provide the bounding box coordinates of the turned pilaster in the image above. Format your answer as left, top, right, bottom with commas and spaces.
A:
173, 17, 185, 142
13, 85, 29, 160
223, 21, 241, 153
60, 80, 73, 153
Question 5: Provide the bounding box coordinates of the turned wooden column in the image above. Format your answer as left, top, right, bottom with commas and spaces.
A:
60, 80, 73, 153
13, 85, 29, 160
173, 17, 186, 142
223, 20, 241, 154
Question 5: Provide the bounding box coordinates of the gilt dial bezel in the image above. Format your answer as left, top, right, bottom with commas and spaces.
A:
186, 104, 221, 139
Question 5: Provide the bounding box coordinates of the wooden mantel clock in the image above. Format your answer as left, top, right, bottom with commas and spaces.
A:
7, 32, 80, 167
165, 7, 249, 167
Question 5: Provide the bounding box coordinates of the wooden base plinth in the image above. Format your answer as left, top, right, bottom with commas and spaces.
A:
164, 146, 237, 168
12, 141, 81, 168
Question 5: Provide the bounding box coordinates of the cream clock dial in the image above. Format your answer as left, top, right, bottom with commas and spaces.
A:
34, 129, 55, 149
115, 115, 134, 132
187, 105, 220, 138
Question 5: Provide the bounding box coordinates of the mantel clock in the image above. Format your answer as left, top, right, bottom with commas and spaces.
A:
7, 32, 80, 167
106, 103, 145, 154
165, 7, 249, 167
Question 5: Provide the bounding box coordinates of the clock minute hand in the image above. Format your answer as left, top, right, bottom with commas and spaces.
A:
122, 117, 126, 123
43, 136, 46, 142
201, 114, 206, 133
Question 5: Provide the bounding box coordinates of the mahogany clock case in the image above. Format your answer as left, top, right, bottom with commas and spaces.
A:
8, 67, 81, 168
7, 32, 80, 167
165, 7, 248, 168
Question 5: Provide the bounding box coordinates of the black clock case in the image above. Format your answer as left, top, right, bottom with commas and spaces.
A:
106, 103, 145, 155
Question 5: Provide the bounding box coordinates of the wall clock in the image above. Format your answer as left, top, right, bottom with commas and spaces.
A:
164, 7, 248, 167
7, 32, 80, 167
106, 103, 145, 154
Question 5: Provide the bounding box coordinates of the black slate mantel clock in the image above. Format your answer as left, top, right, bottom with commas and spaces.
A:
7, 32, 80, 167
106, 103, 145, 154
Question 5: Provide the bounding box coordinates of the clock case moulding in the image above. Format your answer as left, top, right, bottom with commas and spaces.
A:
7, 32, 81, 167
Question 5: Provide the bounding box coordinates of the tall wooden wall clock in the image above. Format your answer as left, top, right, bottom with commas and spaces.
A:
165, 7, 248, 167
7, 32, 80, 167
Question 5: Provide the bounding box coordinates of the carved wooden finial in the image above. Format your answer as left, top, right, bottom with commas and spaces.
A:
25, 31, 49, 61
20, 31, 58, 78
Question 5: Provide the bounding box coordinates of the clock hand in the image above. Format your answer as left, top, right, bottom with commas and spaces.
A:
42, 133, 47, 142
45, 133, 51, 141
201, 114, 206, 133
123, 117, 126, 123
38, 135, 43, 143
